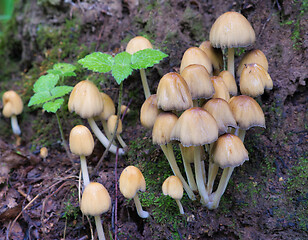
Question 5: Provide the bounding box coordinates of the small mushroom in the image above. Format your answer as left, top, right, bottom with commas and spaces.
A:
162, 176, 184, 214
107, 115, 127, 149
39, 147, 48, 161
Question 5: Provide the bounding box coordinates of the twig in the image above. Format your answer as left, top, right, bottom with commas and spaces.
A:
114, 147, 119, 240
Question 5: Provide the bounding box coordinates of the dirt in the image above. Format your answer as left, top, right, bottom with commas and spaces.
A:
0, 0, 307, 239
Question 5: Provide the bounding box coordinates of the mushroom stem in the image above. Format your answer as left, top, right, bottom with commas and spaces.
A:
11, 115, 21, 135
140, 69, 151, 99
227, 48, 235, 77
193, 99, 199, 107
175, 199, 184, 214
88, 117, 124, 155
101, 120, 112, 141
237, 128, 246, 142
161, 144, 196, 200
194, 145, 209, 205
94, 215, 106, 240
179, 145, 198, 191
207, 161, 219, 194
80, 155, 90, 187
116, 134, 127, 148
207, 166, 234, 209
133, 194, 149, 218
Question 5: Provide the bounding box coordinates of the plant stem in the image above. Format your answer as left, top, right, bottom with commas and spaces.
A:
140, 68, 151, 99
94, 215, 106, 240
114, 148, 119, 240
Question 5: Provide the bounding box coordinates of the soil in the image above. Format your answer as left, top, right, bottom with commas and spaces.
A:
0, 0, 307, 240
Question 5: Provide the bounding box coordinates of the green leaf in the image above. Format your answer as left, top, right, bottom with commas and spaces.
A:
53, 63, 76, 74
43, 98, 64, 113
33, 74, 59, 93
78, 52, 114, 73
131, 49, 168, 69
50, 86, 73, 99
111, 52, 133, 84
28, 91, 52, 106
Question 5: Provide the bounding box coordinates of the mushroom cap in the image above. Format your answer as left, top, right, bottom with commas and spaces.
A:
140, 94, 161, 129
69, 125, 94, 156
211, 76, 230, 101
152, 112, 178, 145
180, 64, 214, 100
121, 105, 130, 115
199, 41, 223, 72
156, 72, 193, 111
119, 166, 146, 199
229, 95, 266, 130
210, 11, 256, 48
179, 144, 194, 164
218, 70, 238, 96
162, 176, 183, 200
68, 80, 103, 119
39, 147, 48, 159
170, 107, 218, 147
126, 36, 153, 54
107, 115, 122, 135
202, 98, 237, 135
237, 49, 269, 77
80, 182, 111, 216
180, 47, 213, 75
98, 92, 115, 121
211, 133, 249, 169
2, 90, 23, 117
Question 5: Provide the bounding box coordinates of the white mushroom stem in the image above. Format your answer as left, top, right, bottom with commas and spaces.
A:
160, 144, 196, 201
116, 134, 127, 148
237, 128, 246, 142
227, 48, 235, 77
179, 145, 198, 191
94, 215, 106, 240
207, 161, 219, 194
175, 199, 184, 214
101, 120, 112, 141
80, 155, 90, 187
140, 69, 151, 99
11, 115, 21, 135
207, 166, 234, 210
88, 117, 124, 155
133, 194, 149, 218
194, 145, 209, 205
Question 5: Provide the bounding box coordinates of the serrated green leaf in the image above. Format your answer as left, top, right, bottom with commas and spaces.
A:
50, 86, 73, 99
63, 72, 76, 77
53, 63, 76, 73
78, 52, 114, 73
33, 74, 60, 93
43, 98, 64, 113
28, 91, 52, 106
47, 69, 62, 75
114, 51, 132, 65
111, 64, 133, 84
131, 49, 168, 69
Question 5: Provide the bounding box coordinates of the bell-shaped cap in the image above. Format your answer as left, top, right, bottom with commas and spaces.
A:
98, 92, 115, 121
162, 176, 183, 200
140, 94, 161, 129
229, 95, 265, 130
199, 41, 223, 74
69, 125, 94, 156
210, 11, 255, 49
156, 72, 193, 111
181, 64, 214, 100
179, 144, 194, 164
126, 36, 153, 54
218, 70, 238, 96
152, 112, 178, 145
237, 49, 269, 77
80, 182, 111, 216
180, 47, 213, 75
211, 76, 230, 101
202, 98, 237, 134
211, 134, 249, 169
68, 80, 103, 119
171, 107, 218, 147
2, 90, 23, 118
119, 166, 146, 199
107, 115, 122, 135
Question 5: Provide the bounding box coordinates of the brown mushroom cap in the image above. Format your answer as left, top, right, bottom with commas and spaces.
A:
126, 36, 153, 54
211, 133, 249, 168
211, 76, 230, 101
180, 47, 213, 75
97, 92, 115, 121
210, 11, 256, 49
162, 176, 183, 200
199, 41, 223, 73
170, 107, 218, 147
237, 49, 269, 77
80, 182, 111, 216
68, 80, 103, 119
39, 147, 48, 159
119, 166, 146, 199
2, 90, 23, 118
180, 64, 214, 100
107, 115, 123, 135
140, 94, 161, 129
152, 112, 178, 145
229, 95, 265, 130
156, 72, 193, 111
69, 125, 94, 156
218, 70, 238, 96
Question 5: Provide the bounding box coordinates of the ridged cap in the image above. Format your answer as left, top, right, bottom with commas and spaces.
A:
98, 92, 115, 121
199, 41, 223, 73
140, 94, 161, 129
107, 115, 122, 135
237, 49, 268, 77
152, 112, 178, 145
218, 70, 238, 96
211, 76, 230, 101
69, 125, 94, 156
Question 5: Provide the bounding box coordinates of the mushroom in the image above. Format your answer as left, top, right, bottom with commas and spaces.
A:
199, 41, 223, 75
2, 90, 23, 137
107, 115, 127, 149
119, 166, 149, 218
179, 144, 197, 192
207, 134, 249, 209
68, 80, 124, 155
210, 11, 255, 77
39, 147, 48, 161
80, 182, 111, 240
126, 36, 153, 99
121, 105, 130, 115
218, 70, 238, 96
140, 94, 161, 129
162, 176, 184, 214
211, 76, 230, 101
69, 125, 94, 187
